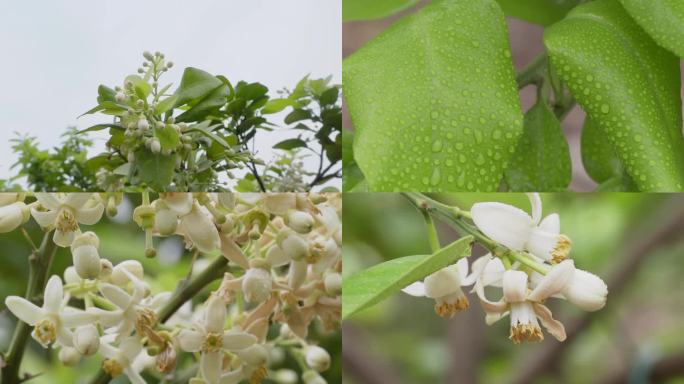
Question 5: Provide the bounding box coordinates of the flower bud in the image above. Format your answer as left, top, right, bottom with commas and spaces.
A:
561, 269, 608, 311
59, 347, 82, 366
166, 61, 174, 68
273, 369, 298, 384
71, 232, 102, 280
238, 344, 269, 367
286, 210, 314, 234
305, 345, 330, 372
64, 266, 80, 285
179, 203, 220, 253
138, 118, 149, 131
324, 273, 342, 296
115, 92, 126, 102
279, 324, 294, 339
143, 51, 154, 60
73, 324, 100, 356
242, 264, 273, 303
277, 231, 310, 261
0, 193, 23, 206
266, 245, 290, 267
154, 207, 178, 236
100, 259, 113, 279
288, 260, 307, 290
302, 371, 327, 384
0, 202, 29, 233
150, 139, 161, 154
111, 260, 144, 286
262, 194, 296, 215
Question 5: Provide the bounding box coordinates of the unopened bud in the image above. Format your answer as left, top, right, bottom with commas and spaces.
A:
59, 347, 82, 366
305, 345, 330, 372
324, 273, 342, 296
71, 232, 102, 279
277, 231, 310, 261
154, 208, 178, 236
0, 202, 29, 233
115, 92, 126, 102
151, 139, 161, 154
64, 266, 80, 285
111, 260, 144, 286
143, 51, 154, 60
73, 325, 100, 356
242, 262, 272, 303
138, 118, 149, 131
302, 371, 327, 384
286, 210, 314, 234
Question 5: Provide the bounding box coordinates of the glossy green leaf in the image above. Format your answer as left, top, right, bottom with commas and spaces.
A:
174, 68, 224, 107
175, 84, 229, 123
494, 0, 581, 26
77, 124, 123, 134
125, 75, 152, 100
342, 130, 366, 192
262, 98, 298, 114
344, 0, 524, 191
505, 98, 571, 191
545, 0, 684, 191
134, 150, 177, 190
284, 109, 311, 125
619, 0, 684, 58
319, 87, 339, 106
97, 85, 117, 104
155, 95, 178, 115
235, 82, 269, 101
342, 236, 473, 319
343, 0, 420, 22
188, 122, 232, 149
273, 138, 307, 150
155, 126, 181, 151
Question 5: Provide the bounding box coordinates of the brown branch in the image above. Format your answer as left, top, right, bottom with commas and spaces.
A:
342, 324, 404, 384
513, 195, 684, 384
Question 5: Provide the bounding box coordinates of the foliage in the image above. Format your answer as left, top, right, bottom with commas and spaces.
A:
342, 0, 684, 192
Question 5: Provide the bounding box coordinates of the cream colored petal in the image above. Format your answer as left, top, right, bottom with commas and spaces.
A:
75, 203, 104, 225
180, 204, 220, 253
99, 283, 133, 309
204, 296, 226, 334
423, 265, 461, 298
502, 270, 528, 303
178, 329, 204, 352
201, 351, 222, 384
5, 296, 43, 325
471, 202, 533, 250
219, 234, 250, 269
526, 228, 561, 261
220, 369, 244, 384
120, 336, 142, 360
53, 229, 76, 248
64, 193, 93, 210
98, 341, 119, 359
402, 281, 426, 297
88, 308, 125, 327
222, 331, 257, 350
35, 193, 62, 211
0, 203, 26, 233
463, 254, 491, 286
539, 213, 560, 234
0, 193, 21, 206
528, 260, 574, 302
481, 257, 505, 287
124, 367, 147, 384
526, 193, 542, 226
43, 275, 64, 313
60, 310, 96, 327
561, 268, 608, 311
474, 279, 507, 313
162, 193, 194, 216
455, 257, 469, 281
533, 303, 566, 341
31, 209, 58, 228
57, 326, 74, 347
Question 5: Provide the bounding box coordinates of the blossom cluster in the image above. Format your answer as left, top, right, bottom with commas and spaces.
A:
1, 192, 341, 383
403, 193, 608, 344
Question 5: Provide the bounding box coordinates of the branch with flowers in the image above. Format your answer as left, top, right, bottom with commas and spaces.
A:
343, 192, 608, 345
0, 192, 341, 384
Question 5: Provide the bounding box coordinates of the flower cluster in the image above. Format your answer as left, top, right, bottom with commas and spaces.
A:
2, 192, 341, 383
403, 193, 608, 344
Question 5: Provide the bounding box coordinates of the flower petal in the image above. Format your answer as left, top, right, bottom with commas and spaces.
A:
527, 193, 542, 226
201, 351, 222, 384
120, 336, 142, 360
75, 203, 104, 225
533, 303, 566, 341
204, 296, 226, 334
162, 193, 194, 216
98, 340, 119, 359
526, 228, 564, 262
463, 254, 491, 286
220, 369, 244, 384
528, 260, 574, 302
561, 268, 608, 311
30, 209, 58, 228
481, 257, 505, 287
88, 308, 125, 327
178, 329, 203, 352
474, 279, 507, 314
43, 275, 64, 313
5, 296, 43, 325
502, 270, 528, 303
471, 202, 533, 250
402, 281, 426, 297
53, 229, 76, 248
539, 213, 560, 234
423, 265, 461, 298
35, 193, 62, 211
99, 283, 133, 310
222, 331, 257, 350
455, 257, 469, 281
60, 310, 96, 327
124, 367, 147, 384
64, 194, 93, 210
180, 204, 220, 253
57, 326, 74, 347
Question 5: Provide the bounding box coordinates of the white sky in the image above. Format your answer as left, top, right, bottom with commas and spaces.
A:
0, 0, 341, 189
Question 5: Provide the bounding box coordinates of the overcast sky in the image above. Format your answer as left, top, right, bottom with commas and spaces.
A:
0, 0, 341, 189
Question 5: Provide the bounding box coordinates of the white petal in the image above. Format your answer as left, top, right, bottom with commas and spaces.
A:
423, 265, 461, 299
201, 351, 222, 384
401, 281, 426, 297
5, 296, 43, 325
222, 331, 257, 350
124, 367, 147, 384
53, 229, 76, 247
88, 308, 125, 327
75, 203, 104, 225
502, 270, 528, 303
43, 276, 64, 313
35, 193, 62, 211
30, 209, 58, 228
539, 213, 560, 234
526, 193, 542, 226
0, 203, 26, 233
220, 369, 244, 384
220, 234, 250, 269
455, 257, 469, 281
99, 340, 118, 359
120, 337, 142, 360
60, 310, 96, 327
471, 202, 533, 250
162, 193, 194, 216
561, 268, 608, 311
180, 204, 220, 253
533, 303, 566, 341
204, 296, 226, 334
481, 257, 505, 287
178, 329, 203, 352
526, 228, 562, 261
99, 283, 133, 309
528, 260, 574, 302
64, 194, 93, 210
474, 278, 507, 314
57, 326, 74, 347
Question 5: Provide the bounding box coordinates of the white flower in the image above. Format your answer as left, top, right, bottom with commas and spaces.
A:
71, 231, 102, 279
242, 267, 273, 303
476, 261, 575, 343
305, 345, 330, 372
0, 201, 29, 233
471, 193, 571, 263
178, 296, 257, 384
92, 280, 157, 339
261, 194, 296, 215
558, 268, 608, 311
286, 210, 314, 234
324, 273, 342, 296
73, 324, 100, 356
402, 258, 475, 318
59, 346, 82, 366
31, 193, 104, 247
277, 230, 309, 261
5, 275, 94, 347
0, 192, 23, 206
178, 202, 220, 253
99, 336, 146, 384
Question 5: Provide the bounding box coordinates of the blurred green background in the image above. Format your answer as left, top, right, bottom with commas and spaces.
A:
0, 195, 341, 384
343, 193, 684, 384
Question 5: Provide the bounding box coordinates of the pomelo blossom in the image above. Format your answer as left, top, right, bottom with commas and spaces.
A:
30, 193, 104, 247
0, 201, 30, 233
471, 193, 571, 264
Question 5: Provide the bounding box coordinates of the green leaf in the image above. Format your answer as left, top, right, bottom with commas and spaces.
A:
125, 75, 152, 99
342, 236, 473, 319
174, 68, 224, 107
175, 84, 229, 123
235, 82, 269, 100
505, 98, 571, 191
581, 117, 636, 191
342, 130, 366, 192
262, 98, 298, 114
155, 126, 181, 151
77, 124, 123, 134
113, 162, 132, 176
619, 0, 684, 58
319, 87, 339, 106
134, 150, 177, 190
343, 0, 420, 21
545, 0, 684, 191
155, 95, 178, 115
188, 123, 232, 149
344, 0, 523, 191
273, 138, 308, 150
97, 85, 117, 103
284, 108, 312, 125
494, 0, 581, 26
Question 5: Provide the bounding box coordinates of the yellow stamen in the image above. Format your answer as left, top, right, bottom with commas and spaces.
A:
33, 318, 57, 347
509, 324, 544, 344
434, 296, 469, 319
551, 235, 572, 264
250, 366, 268, 384
102, 359, 124, 377
201, 332, 223, 353
56, 208, 79, 234
135, 307, 157, 336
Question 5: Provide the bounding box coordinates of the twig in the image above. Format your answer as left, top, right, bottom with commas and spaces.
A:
516, 53, 547, 89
